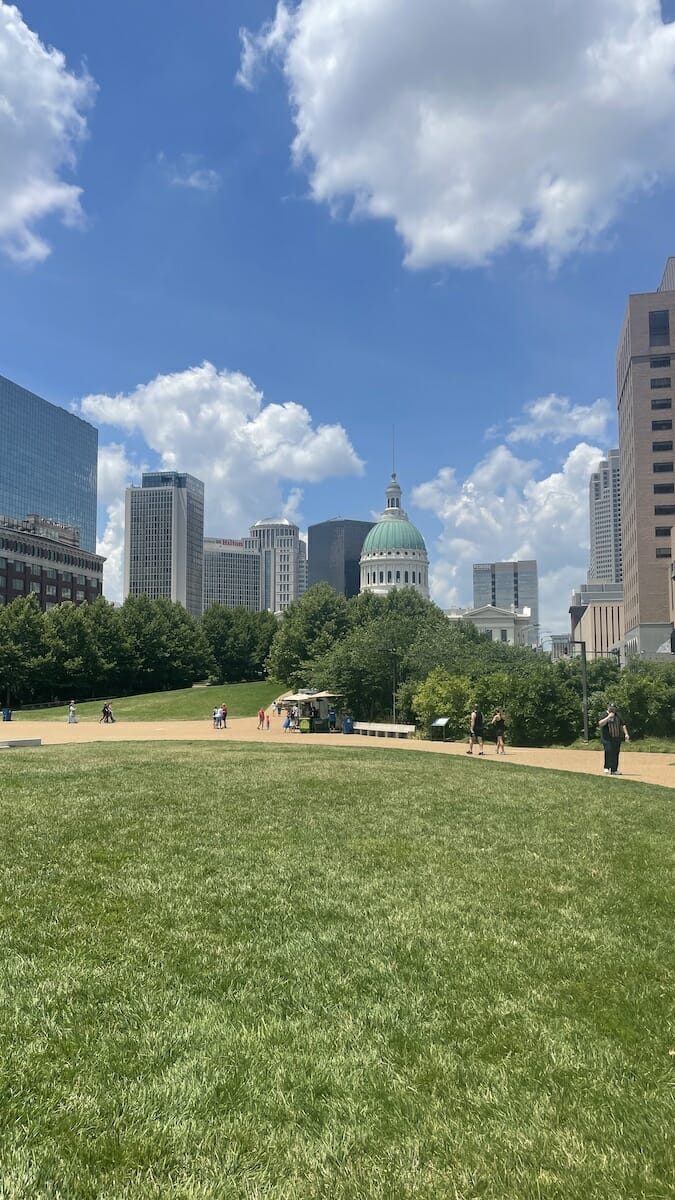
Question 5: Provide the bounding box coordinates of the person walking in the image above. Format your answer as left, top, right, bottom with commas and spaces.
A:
598, 702, 630, 775
221, 702, 227, 729
491, 708, 506, 754
67, 700, 77, 724
467, 704, 484, 754
257, 707, 265, 730
265, 713, 270, 731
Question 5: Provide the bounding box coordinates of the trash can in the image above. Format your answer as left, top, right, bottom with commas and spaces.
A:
341, 716, 354, 734
2, 708, 11, 722
299, 717, 312, 734
430, 716, 451, 741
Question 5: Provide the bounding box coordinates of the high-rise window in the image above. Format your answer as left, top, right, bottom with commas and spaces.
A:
649, 310, 670, 346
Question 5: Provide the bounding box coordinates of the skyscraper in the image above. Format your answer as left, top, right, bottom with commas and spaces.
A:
308, 518, 374, 598
0, 374, 98, 552
588, 449, 622, 584
472, 560, 539, 642
124, 472, 204, 618
247, 518, 304, 612
202, 538, 260, 611
617, 258, 675, 656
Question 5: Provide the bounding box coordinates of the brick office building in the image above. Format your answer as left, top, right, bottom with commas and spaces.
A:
0, 514, 104, 611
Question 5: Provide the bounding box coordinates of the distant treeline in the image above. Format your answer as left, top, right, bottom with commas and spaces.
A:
3, 587, 675, 742
0, 595, 277, 706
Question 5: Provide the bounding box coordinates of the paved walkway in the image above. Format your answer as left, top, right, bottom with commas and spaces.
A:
11, 715, 675, 789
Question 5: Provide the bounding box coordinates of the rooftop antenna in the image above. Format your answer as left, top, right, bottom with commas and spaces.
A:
392, 424, 396, 477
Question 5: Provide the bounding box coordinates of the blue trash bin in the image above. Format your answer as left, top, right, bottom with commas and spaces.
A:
341, 716, 354, 734
2, 708, 12, 722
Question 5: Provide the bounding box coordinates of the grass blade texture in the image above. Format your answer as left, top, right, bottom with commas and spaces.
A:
0, 742, 672, 1199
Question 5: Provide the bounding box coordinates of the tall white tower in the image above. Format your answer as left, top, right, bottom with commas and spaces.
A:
124, 472, 204, 618
588, 449, 622, 583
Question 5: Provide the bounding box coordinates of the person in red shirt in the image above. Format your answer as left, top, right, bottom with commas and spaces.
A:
257, 707, 265, 730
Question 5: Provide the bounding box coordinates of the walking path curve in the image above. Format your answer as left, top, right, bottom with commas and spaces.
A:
13, 715, 675, 790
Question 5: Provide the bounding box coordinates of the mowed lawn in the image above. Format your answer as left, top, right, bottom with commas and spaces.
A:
16, 681, 282, 723
0, 743, 671, 1199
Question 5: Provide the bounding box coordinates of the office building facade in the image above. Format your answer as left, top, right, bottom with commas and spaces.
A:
0, 374, 98, 552
247, 518, 305, 612
308, 519, 374, 598
617, 258, 675, 656
0, 513, 104, 610
125, 472, 204, 618
202, 538, 260, 611
472, 560, 539, 643
589, 449, 622, 583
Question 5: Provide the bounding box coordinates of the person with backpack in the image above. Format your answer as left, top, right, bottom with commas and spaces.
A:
598, 702, 629, 775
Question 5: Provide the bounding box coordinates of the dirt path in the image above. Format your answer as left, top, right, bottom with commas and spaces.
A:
8, 715, 674, 789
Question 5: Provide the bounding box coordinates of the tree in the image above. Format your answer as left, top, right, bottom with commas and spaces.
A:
0, 596, 50, 706
411, 669, 474, 737
504, 661, 582, 746
119, 597, 213, 691
43, 603, 105, 699
202, 606, 278, 682
267, 584, 351, 688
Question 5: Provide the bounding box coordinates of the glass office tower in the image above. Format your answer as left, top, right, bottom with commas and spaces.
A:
308, 518, 375, 598
0, 374, 98, 552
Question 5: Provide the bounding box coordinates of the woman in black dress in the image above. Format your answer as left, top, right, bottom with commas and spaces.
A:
491, 708, 506, 754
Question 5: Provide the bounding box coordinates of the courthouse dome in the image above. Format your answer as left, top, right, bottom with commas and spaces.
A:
362, 516, 426, 554
359, 473, 429, 599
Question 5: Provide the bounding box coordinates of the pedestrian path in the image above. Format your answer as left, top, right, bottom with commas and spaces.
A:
13, 716, 674, 789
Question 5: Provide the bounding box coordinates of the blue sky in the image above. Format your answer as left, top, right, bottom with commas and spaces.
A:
2, 0, 675, 631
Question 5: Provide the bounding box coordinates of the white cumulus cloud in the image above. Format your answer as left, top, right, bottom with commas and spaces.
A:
0, 1, 95, 263
239, 0, 675, 267
505, 394, 613, 444
81, 362, 364, 602
413, 439, 607, 631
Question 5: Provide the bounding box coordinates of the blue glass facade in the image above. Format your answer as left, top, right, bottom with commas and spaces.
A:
0, 375, 98, 552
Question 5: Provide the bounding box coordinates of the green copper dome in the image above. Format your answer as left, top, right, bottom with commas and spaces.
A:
362, 517, 426, 554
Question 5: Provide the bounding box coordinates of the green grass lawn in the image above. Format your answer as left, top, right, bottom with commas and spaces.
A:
16, 680, 283, 723
0, 742, 671, 1199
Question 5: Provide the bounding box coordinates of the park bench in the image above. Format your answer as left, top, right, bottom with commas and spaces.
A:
0, 738, 42, 750
352, 722, 416, 739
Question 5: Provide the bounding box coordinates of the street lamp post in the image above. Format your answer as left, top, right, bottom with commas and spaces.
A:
392, 650, 398, 723
569, 639, 589, 742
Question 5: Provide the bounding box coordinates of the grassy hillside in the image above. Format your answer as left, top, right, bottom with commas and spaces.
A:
16, 680, 283, 722
0, 741, 671, 1198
